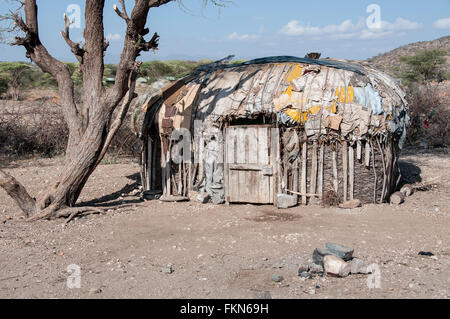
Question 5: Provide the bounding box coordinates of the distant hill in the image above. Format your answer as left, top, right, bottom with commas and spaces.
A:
366, 36, 450, 77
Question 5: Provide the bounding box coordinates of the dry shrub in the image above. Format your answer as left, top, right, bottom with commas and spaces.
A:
0, 100, 139, 162
0, 101, 68, 160
406, 83, 449, 148
322, 185, 340, 207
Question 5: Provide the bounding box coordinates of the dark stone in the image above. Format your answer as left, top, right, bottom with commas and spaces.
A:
312, 248, 332, 266
309, 263, 324, 274
271, 274, 284, 283
418, 251, 434, 257
298, 264, 310, 273
252, 291, 272, 299
325, 243, 354, 261
299, 271, 312, 279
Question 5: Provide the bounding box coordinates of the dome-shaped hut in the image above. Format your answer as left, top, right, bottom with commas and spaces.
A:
132, 56, 410, 207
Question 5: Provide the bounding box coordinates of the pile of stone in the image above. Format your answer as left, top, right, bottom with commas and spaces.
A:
298, 243, 370, 278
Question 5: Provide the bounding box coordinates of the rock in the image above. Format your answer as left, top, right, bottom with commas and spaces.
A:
298, 264, 310, 273
89, 287, 102, 295
276, 194, 298, 209
350, 258, 368, 274
313, 248, 331, 266
252, 291, 272, 299
161, 264, 174, 274
400, 184, 414, 197
390, 192, 405, 205
323, 255, 350, 278
299, 272, 312, 279
309, 263, 324, 274
339, 199, 362, 209
418, 251, 434, 257
197, 192, 211, 204
271, 274, 284, 283
325, 243, 354, 261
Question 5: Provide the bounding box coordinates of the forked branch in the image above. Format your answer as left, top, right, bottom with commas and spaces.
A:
61, 13, 85, 63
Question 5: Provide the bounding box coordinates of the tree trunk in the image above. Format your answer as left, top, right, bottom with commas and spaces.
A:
1, 0, 172, 220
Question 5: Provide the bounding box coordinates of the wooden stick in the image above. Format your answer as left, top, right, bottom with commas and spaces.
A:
310, 141, 318, 199
349, 145, 354, 201
376, 138, 386, 203
286, 189, 319, 197
147, 139, 152, 191
301, 141, 307, 205
274, 129, 282, 195
318, 143, 324, 199
293, 158, 299, 193
357, 140, 362, 161
332, 145, 338, 193
343, 141, 348, 202
370, 139, 378, 203
365, 141, 371, 168
293, 157, 299, 205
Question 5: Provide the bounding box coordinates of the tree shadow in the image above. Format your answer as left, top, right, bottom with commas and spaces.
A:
78, 172, 143, 208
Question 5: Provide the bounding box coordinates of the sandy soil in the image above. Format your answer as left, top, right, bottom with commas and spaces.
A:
0, 149, 449, 299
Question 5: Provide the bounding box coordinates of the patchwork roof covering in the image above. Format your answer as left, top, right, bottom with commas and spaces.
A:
134, 56, 410, 146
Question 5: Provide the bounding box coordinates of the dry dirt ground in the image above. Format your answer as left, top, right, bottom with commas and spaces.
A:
0, 149, 449, 299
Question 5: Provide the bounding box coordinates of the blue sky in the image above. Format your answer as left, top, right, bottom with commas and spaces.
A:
1, 0, 450, 63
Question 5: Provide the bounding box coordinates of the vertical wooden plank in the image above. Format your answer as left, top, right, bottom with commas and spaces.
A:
151, 140, 157, 190
161, 140, 167, 196
357, 140, 362, 161
258, 127, 269, 165
236, 128, 246, 164
343, 141, 348, 202
318, 143, 324, 199
310, 141, 318, 200
141, 144, 147, 192
332, 145, 338, 193
258, 128, 270, 203
349, 145, 355, 200
249, 128, 258, 165
365, 141, 371, 167
224, 128, 229, 202
301, 142, 307, 205
268, 127, 277, 204
166, 149, 172, 196
272, 128, 282, 196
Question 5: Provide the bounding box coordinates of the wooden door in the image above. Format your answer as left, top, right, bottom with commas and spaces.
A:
225, 126, 276, 204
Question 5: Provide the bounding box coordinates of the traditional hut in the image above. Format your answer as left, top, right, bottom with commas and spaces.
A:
132, 56, 410, 207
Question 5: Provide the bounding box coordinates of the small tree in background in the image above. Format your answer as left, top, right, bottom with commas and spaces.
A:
398, 49, 448, 85
397, 49, 449, 147
0, 62, 32, 100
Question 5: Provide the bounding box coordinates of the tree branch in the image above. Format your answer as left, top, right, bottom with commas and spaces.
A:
61, 13, 85, 64
0, 169, 36, 217
106, 0, 173, 110
96, 61, 141, 166
11, 0, 81, 140
113, 1, 129, 21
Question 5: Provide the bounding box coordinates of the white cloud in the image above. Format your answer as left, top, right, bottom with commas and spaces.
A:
280, 17, 422, 40
106, 33, 122, 41
379, 17, 423, 31
433, 18, 450, 29
226, 32, 260, 41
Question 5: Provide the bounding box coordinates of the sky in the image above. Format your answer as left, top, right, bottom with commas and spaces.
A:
1, 0, 450, 63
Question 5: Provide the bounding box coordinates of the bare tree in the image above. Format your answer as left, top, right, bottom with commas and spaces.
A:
0, 0, 200, 220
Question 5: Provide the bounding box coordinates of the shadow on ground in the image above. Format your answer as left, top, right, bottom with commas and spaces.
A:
78, 173, 143, 208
